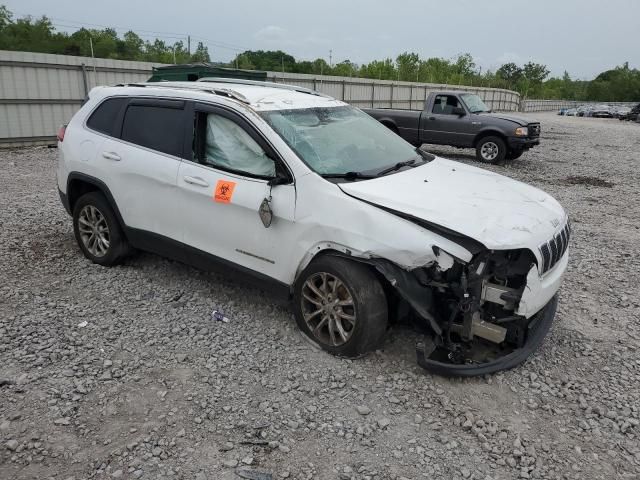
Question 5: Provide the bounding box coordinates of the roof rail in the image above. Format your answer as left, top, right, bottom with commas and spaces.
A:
197, 77, 328, 97
114, 82, 251, 104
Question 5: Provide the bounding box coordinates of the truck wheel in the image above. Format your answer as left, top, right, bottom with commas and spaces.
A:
293, 256, 388, 358
506, 149, 524, 160
73, 191, 130, 266
476, 136, 507, 164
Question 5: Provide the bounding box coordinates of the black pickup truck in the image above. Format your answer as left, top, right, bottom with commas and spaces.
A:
363, 92, 540, 164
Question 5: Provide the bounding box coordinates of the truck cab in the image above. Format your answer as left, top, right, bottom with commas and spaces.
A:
364, 92, 541, 164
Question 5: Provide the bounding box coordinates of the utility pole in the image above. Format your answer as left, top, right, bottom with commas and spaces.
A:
88, 35, 97, 80
187, 36, 191, 56
329, 49, 332, 68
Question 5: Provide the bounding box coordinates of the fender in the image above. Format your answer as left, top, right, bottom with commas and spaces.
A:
66, 172, 126, 229
472, 128, 508, 147
294, 245, 442, 335
294, 241, 370, 281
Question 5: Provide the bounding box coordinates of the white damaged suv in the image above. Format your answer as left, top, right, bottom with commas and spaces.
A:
57, 79, 569, 375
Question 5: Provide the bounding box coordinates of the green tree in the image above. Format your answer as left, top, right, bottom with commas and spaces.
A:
331, 60, 357, 77
496, 62, 523, 86
190, 41, 210, 63
396, 52, 420, 81
359, 58, 396, 80
0, 4, 12, 29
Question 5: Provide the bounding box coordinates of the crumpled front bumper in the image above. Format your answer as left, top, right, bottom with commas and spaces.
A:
517, 251, 568, 318
416, 295, 558, 377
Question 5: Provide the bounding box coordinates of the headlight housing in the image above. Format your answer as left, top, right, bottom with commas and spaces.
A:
514, 127, 529, 136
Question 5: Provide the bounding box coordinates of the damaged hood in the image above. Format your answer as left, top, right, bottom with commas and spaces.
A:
339, 157, 566, 252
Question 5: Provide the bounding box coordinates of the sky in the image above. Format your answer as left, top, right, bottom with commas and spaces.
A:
5, 0, 640, 79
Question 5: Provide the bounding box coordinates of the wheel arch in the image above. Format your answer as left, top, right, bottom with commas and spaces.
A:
66, 172, 126, 230
294, 243, 372, 284
472, 129, 507, 147
378, 118, 399, 133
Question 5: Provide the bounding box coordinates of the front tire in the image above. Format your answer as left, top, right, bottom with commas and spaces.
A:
476, 136, 507, 164
73, 191, 130, 266
293, 256, 388, 358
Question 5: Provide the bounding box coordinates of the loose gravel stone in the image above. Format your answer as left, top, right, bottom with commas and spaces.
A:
356, 406, 371, 415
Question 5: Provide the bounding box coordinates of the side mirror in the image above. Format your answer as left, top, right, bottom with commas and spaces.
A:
452, 107, 466, 116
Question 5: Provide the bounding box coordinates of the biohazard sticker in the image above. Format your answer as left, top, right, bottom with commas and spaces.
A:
214, 180, 237, 203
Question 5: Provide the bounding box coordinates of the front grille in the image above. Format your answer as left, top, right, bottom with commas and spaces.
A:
528, 123, 541, 137
539, 221, 571, 274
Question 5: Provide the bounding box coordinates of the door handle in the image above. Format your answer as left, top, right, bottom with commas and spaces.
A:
183, 175, 209, 187
102, 151, 121, 161
428, 116, 436, 121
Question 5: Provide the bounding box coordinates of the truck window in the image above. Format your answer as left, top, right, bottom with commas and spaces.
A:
432, 95, 461, 115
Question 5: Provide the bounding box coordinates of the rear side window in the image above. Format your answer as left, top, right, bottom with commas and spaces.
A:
121, 104, 185, 157
86, 97, 127, 135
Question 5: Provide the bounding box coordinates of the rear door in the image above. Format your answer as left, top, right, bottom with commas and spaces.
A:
97, 97, 188, 241
420, 94, 474, 146
176, 102, 297, 283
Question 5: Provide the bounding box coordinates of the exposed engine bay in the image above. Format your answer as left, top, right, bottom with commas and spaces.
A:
367, 248, 557, 376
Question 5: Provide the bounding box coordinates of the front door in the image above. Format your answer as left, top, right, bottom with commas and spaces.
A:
176, 103, 296, 284
420, 94, 474, 146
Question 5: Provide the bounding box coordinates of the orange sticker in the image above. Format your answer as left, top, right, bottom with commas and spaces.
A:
214, 180, 237, 203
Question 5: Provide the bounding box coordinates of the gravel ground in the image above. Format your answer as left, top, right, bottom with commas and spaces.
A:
1, 112, 639, 480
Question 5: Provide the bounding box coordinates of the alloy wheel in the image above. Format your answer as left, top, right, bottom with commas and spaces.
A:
78, 205, 110, 257
301, 272, 356, 347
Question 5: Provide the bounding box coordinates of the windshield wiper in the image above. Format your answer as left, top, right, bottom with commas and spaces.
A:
320, 171, 377, 181
416, 147, 435, 161
376, 158, 417, 177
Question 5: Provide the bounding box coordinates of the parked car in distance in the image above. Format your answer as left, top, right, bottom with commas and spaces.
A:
619, 103, 640, 121
565, 108, 578, 116
612, 106, 630, 118
363, 92, 540, 164
591, 104, 613, 118
576, 105, 592, 117
56, 79, 569, 376
558, 107, 568, 115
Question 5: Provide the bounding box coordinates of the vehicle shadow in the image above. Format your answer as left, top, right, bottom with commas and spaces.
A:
422, 146, 475, 162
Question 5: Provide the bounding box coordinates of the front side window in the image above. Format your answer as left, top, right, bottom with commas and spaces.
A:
432, 95, 461, 115
195, 112, 275, 178
260, 105, 419, 175
121, 104, 184, 157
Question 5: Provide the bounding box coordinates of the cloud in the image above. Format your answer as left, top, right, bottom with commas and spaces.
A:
496, 52, 523, 66
254, 25, 287, 43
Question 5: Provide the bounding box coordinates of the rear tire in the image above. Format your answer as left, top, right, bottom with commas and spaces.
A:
476, 136, 507, 164
293, 256, 388, 358
73, 191, 130, 266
